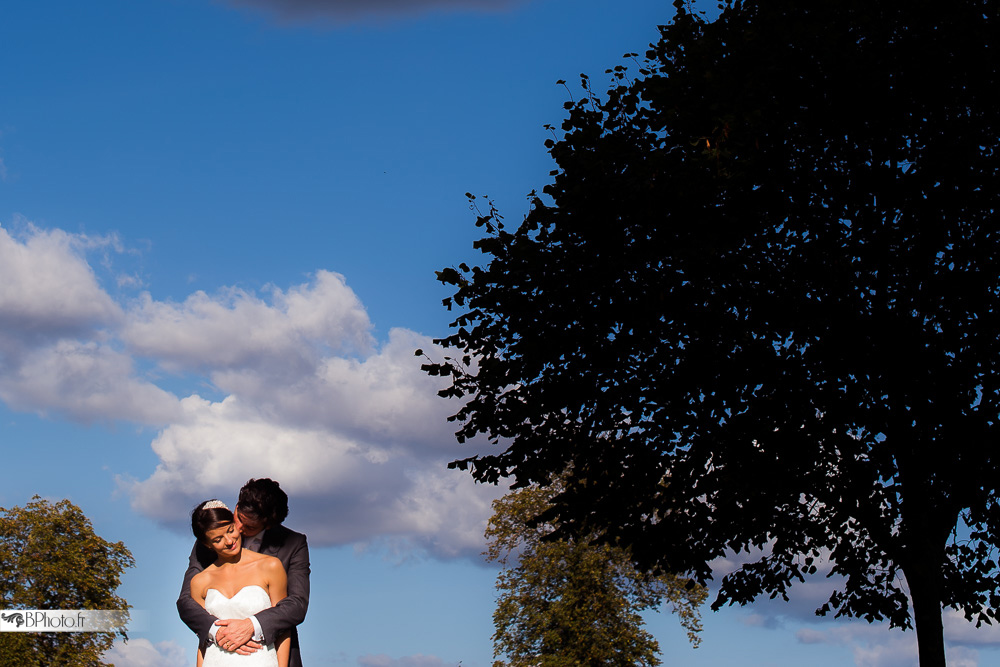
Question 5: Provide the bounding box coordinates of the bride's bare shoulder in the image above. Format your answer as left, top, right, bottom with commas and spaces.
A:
190, 568, 213, 597
261, 553, 283, 569
253, 553, 284, 576
245, 550, 281, 568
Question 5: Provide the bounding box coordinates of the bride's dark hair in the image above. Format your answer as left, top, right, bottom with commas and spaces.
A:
191, 500, 235, 542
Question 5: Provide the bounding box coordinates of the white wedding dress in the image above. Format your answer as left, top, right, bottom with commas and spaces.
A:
203, 586, 280, 666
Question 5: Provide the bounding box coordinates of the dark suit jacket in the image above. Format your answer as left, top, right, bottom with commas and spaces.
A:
177, 524, 310, 667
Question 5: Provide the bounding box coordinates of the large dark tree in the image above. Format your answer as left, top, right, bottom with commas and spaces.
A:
423, 1, 1000, 664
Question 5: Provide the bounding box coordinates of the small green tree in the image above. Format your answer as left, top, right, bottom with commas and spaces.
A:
486, 483, 705, 667
0, 497, 134, 667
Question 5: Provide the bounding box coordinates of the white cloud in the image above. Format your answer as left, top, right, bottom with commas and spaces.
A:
849, 633, 920, 667
947, 647, 986, 667
0, 223, 174, 423
715, 547, 1000, 658
741, 612, 782, 630
124, 270, 373, 374
796, 621, 991, 667
104, 637, 191, 667
210, 327, 469, 455
0, 221, 507, 559
129, 393, 382, 515
0, 223, 122, 339
126, 326, 503, 558
944, 608, 1000, 647
121, 270, 501, 557
0, 339, 181, 424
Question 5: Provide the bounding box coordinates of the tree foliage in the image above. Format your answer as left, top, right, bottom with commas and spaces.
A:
485, 483, 705, 667
425, 1, 1000, 665
0, 497, 134, 667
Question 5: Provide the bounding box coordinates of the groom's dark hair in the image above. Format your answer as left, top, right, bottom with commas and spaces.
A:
237, 478, 289, 528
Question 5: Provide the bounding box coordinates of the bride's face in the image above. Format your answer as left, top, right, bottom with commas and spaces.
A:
204, 522, 242, 557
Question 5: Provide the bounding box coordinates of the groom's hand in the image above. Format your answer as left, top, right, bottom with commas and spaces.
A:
214, 618, 257, 653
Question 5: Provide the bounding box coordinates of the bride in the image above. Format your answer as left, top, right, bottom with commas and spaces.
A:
189, 500, 290, 667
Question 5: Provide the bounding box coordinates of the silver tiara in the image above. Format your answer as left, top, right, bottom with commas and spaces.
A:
200, 500, 229, 510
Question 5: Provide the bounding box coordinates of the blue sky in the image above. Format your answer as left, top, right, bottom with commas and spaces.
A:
1, 1, 998, 665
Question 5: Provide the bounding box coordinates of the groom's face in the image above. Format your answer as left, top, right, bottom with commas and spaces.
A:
234, 506, 265, 538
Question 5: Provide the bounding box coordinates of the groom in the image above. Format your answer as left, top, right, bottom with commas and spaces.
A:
177, 478, 310, 667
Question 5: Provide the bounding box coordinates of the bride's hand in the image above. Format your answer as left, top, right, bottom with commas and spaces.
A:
215, 618, 257, 652
235, 640, 263, 655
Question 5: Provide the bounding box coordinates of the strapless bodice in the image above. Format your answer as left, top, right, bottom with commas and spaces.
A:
202, 585, 278, 666
206, 585, 272, 620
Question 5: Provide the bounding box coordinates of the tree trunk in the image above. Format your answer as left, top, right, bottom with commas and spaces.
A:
904, 554, 947, 667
